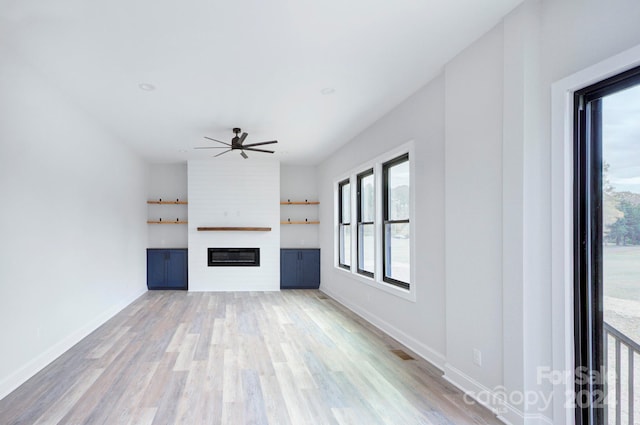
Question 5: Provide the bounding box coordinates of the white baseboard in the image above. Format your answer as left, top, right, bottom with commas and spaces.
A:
0, 288, 146, 401
444, 364, 553, 425
498, 407, 553, 425
444, 363, 508, 416
320, 287, 446, 370
498, 409, 553, 425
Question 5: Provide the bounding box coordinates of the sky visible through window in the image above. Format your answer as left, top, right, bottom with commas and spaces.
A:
603, 84, 640, 193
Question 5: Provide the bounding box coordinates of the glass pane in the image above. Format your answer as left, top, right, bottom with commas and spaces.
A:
385, 223, 410, 284
360, 173, 374, 222
340, 224, 351, 267
341, 182, 351, 223
387, 159, 409, 221
602, 83, 640, 421
358, 223, 374, 274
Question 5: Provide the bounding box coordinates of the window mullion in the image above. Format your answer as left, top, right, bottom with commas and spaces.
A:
374, 163, 384, 282
350, 175, 357, 275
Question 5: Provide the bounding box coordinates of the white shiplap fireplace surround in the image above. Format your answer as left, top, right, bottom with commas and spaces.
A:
188, 159, 280, 291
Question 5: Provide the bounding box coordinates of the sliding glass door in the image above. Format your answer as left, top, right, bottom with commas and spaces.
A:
575, 66, 640, 425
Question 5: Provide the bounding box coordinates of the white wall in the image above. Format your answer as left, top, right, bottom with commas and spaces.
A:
498, 1, 544, 420
280, 165, 319, 248
0, 49, 148, 399
188, 159, 280, 291
147, 163, 188, 248
317, 1, 640, 424
444, 22, 505, 393
318, 75, 447, 368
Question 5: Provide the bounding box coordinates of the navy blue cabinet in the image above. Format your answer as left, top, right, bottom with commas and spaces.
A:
280, 249, 320, 289
147, 249, 188, 290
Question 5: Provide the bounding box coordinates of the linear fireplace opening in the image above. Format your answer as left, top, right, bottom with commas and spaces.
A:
208, 248, 260, 267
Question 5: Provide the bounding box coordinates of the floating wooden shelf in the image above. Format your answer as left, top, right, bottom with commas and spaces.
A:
147, 220, 188, 224
280, 201, 319, 205
197, 227, 272, 232
281, 221, 320, 225
147, 200, 188, 205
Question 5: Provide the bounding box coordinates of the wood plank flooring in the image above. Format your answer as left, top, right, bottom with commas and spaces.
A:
0, 290, 502, 425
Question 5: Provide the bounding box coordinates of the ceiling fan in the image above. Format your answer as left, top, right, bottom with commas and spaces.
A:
195, 128, 277, 159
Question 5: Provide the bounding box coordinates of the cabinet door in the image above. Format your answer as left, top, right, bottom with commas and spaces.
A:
147, 250, 167, 289
280, 250, 299, 288
165, 249, 188, 289
299, 250, 320, 288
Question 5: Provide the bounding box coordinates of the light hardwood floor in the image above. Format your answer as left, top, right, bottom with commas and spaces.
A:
0, 290, 502, 425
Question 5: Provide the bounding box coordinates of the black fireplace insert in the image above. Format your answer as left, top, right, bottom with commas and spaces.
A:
207, 248, 260, 267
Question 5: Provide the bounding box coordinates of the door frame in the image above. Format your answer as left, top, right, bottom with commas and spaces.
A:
574, 65, 640, 425
551, 44, 640, 425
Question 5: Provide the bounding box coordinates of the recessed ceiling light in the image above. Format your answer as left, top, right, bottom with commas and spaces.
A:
321, 87, 335, 95
138, 83, 156, 91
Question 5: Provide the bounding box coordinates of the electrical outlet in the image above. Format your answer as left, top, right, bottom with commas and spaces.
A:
473, 348, 482, 366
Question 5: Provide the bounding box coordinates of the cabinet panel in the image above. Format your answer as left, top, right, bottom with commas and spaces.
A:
147, 250, 168, 289
280, 250, 300, 288
300, 250, 320, 287
165, 250, 188, 289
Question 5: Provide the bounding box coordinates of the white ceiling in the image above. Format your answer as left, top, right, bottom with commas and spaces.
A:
1, 0, 522, 164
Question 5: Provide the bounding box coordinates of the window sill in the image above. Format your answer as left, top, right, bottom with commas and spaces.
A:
334, 265, 416, 302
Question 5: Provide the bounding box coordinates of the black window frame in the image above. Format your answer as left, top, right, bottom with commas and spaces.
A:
382, 153, 410, 289
338, 179, 351, 270
357, 169, 375, 278
573, 65, 640, 425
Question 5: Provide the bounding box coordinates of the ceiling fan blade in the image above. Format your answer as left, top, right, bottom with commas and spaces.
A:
238, 132, 248, 145
214, 149, 232, 157
194, 146, 230, 149
243, 147, 275, 154
240, 151, 248, 159
242, 140, 278, 148
204, 137, 231, 146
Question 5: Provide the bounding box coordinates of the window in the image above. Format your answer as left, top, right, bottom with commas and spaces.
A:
334, 144, 413, 298
357, 169, 375, 277
338, 179, 351, 269
383, 154, 410, 289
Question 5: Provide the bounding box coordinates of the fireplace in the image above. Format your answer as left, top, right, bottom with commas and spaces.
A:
207, 248, 260, 267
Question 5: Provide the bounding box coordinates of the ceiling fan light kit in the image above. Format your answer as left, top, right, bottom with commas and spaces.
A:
195, 127, 278, 159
